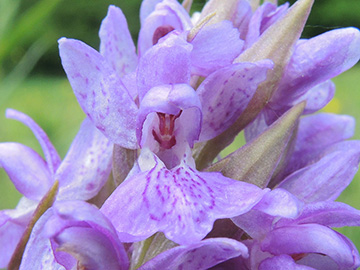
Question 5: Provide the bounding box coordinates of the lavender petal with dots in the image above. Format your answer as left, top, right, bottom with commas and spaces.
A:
101, 148, 268, 245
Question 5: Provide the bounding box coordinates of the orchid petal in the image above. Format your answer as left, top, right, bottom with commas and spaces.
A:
259, 254, 315, 270
274, 27, 360, 105
54, 227, 127, 270
283, 113, 355, 176
44, 201, 128, 270
58, 38, 138, 148
292, 80, 335, 114
232, 189, 303, 239
138, 0, 192, 56
55, 118, 113, 201
137, 32, 192, 101
99, 5, 137, 77
0, 143, 52, 200
277, 201, 360, 229
198, 60, 273, 141
0, 197, 37, 266
6, 109, 61, 175
139, 238, 248, 270
190, 21, 244, 77
19, 209, 65, 270
0, 214, 26, 268
101, 149, 267, 245
296, 113, 355, 152
254, 188, 304, 218
279, 141, 360, 203
261, 224, 359, 269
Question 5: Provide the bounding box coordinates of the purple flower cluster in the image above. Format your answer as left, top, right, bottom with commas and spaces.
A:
1, 0, 360, 269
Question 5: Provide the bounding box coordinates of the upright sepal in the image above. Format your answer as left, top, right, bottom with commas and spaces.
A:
99, 5, 138, 77
58, 38, 138, 149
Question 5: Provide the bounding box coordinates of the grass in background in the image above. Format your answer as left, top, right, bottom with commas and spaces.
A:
0, 65, 360, 248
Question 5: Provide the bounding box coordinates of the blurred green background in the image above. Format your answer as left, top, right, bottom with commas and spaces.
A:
0, 0, 359, 258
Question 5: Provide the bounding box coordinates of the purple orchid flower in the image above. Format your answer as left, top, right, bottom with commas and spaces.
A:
59, 3, 274, 246
231, 196, 360, 269
269, 113, 360, 202
245, 26, 360, 135
0, 109, 112, 268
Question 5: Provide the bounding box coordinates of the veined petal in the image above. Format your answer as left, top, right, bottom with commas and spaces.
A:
279, 141, 360, 203
58, 38, 138, 149
55, 118, 113, 201
0, 143, 52, 200
138, 0, 192, 56
101, 149, 267, 245
137, 32, 192, 101
198, 60, 273, 141
261, 224, 360, 269
6, 109, 61, 175
274, 27, 360, 105
139, 238, 248, 270
99, 5, 137, 77
190, 20, 244, 77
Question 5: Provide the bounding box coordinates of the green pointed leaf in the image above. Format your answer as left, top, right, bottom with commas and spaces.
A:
194, 0, 314, 170
198, 0, 240, 25
8, 180, 59, 270
206, 102, 305, 188
182, 0, 193, 13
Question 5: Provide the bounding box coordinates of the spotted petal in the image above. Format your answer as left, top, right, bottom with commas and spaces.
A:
55, 118, 113, 201
198, 60, 273, 141
99, 5, 137, 77
58, 38, 138, 148
101, 149, 267, 245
